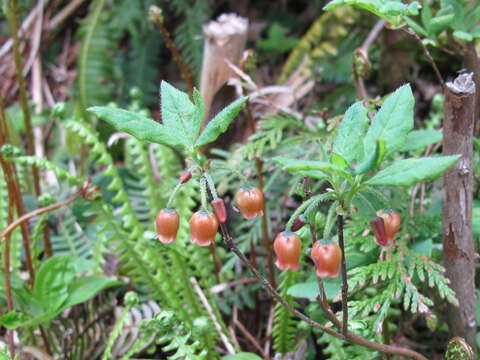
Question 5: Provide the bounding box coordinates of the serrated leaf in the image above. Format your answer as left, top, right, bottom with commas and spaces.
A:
160, 81, 197, 148
363, 84, 414, 157
333, 101, 369, 164
275, 157, 351, 179
195, 97, 248, 147
366, 155, 460, 186
88, 106, 175, 146
398, 130, 443, 152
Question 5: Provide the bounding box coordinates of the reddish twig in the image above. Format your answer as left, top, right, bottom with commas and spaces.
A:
0, 189, 84, 241
0, 95, 35, 286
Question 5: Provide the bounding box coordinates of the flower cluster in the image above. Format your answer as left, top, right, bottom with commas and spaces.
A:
155, 172, 264, 247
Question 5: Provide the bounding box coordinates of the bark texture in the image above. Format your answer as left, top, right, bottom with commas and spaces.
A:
442, 72, 477, 358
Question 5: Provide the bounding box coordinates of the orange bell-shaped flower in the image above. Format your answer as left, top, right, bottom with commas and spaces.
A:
156, 209, 179, 244
235, 186, 264, 219
273, 232, 301, 271
379, 210, 400, 243
311, 242, 342, 278
189, 210, 219, 247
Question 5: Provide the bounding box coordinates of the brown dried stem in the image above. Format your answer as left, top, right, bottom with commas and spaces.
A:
6, 0, 41, 196
149, 6, 194, 96
0, 95, 35, 285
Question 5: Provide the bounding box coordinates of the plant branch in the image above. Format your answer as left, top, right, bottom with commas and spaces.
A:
149, 6, 194, 96
337, 211, 349, 336
244, 99, 276, 288
6, 0, 41, 196
0, 188, 84, 241
0, 95, 35, 285
219, 219, 428, 359
403, 28, 444, 86
254, 157, 276, 289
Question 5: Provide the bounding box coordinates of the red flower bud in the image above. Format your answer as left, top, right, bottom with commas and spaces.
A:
179, 171, 192, 184
291, 216, 307, 231
371, 210, 401, 246
156, 209, 179, 244
189, 210, 219, 247
370, 217, 388, 246
311, 242, 342, 278
273, 232, 301, 271
235, 186, 264, 219
211, 198, 227, 223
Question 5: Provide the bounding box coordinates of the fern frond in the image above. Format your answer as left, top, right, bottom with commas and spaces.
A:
279, 6, 356, 83
273, 270, 300, 355
77, 0, 117, 110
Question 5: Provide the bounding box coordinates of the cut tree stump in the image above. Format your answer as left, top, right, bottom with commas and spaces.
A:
200, 13, 248, 121
442, 72, 477, 359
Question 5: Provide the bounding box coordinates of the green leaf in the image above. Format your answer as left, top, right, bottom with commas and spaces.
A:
398, 129, 443, 152
333, 101, 369, 164
366, 155, 460, 186
453, 30, 473, 42
0, 311, 27, 329
323, 0, 420, 27
191, 88, 205, 141
465, 6, 480, 29
421, 2, 432, 28
331, 153, 349, 168
404, 17, 428, 37
355, 139, 386, 175
275, 157, 351, 179
195, 97, 248, 147
88, 106, 175, 146
33, 256, 76, 312
257, 23, 299, 53
429, 12, 455, 35
363, 84, 414, 157
63, 277, 120, 309
409, 239, 433, 257
222, 353, 263, 360
287, 277, 341, 301
160, 81, 197, 149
